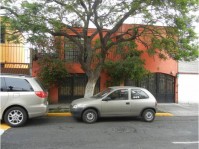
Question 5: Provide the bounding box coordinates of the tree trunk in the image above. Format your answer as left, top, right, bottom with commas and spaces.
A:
84, 75, 99, 98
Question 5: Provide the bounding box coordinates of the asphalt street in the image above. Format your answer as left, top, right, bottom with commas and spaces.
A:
1, 116, 198, 149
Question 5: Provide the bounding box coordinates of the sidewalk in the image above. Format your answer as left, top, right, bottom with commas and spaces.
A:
157, 103, 199, 116
48, 103, 199, 117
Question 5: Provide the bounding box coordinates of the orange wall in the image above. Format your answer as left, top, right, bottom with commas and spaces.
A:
65, 63, 84, 73
49, 86, 58, 103
142, 52, 177, 76
32, 61, 40, 77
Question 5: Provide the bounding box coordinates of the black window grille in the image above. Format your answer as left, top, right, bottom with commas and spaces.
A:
64, 37, 83, 62
65, 49, 80, 62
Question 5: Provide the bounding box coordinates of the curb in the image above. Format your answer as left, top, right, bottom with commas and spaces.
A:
0, 124, 11, 130
155, 113, 174, 116
47, 112, 174, 117
47, 113, 72, 117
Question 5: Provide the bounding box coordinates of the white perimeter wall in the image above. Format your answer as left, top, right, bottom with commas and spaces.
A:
178, 74, 199, 103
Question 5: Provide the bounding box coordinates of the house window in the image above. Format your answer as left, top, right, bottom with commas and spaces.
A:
65, 49, 80, 62
1, 25, 5, 43
64, 37, 83, 62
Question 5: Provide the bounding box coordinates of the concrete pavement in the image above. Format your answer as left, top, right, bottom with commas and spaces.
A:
157, 103, 199, 116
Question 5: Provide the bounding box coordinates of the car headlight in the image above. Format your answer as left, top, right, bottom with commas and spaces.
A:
72, 104, 86, 109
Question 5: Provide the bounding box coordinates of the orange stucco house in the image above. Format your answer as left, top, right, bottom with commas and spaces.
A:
32, 24, 178, 104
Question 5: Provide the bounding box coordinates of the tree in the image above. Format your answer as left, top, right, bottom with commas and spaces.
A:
104, 42, 149, 86
37, 55, 69, 89
1, 0, 198, 97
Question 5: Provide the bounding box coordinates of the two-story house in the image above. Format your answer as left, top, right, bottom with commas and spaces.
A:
32, 24, 178, 104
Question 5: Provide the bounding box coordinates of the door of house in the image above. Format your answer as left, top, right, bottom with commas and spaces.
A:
58, 74, 100, 103
156, 74, 175, 103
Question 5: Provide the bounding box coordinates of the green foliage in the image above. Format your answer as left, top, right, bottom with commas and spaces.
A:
1, 0, 198, 61
104, 48, 149, 86
37, 56, 69, 89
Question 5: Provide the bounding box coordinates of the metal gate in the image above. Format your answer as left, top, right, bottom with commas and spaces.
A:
156, 74, 175, 103
59, 74, 100, 103
125, 73, 175, 103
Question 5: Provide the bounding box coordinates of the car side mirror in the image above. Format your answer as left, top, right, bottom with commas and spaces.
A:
103, 97, 111, 101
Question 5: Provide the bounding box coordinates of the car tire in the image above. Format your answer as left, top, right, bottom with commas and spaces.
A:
4, 107, 28, 127
82, 109, 98, 123
142, 109, 155, 122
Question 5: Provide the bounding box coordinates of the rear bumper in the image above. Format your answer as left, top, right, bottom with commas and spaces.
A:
28, 102, 49, 118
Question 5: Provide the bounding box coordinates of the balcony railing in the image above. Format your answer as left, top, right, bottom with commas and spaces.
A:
0, 44, 31, 75
0, 43, 30, 63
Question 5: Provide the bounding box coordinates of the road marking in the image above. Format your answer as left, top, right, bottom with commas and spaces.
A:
172, 141, 199, 144
0, 129, 5, 135
0, 124, 11, 136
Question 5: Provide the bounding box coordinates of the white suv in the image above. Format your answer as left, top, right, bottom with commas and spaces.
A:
0, 74, 48, 127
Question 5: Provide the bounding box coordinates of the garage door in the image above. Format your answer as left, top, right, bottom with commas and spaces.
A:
125, 73, 175, 103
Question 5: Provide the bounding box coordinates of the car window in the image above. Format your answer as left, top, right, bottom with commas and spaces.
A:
107, 89, 128, 100
34, 78, 46, 91
0, 77, 6, 92
4, 77, 33, 92
131, 89, 149, 99
92, 88, 113, 98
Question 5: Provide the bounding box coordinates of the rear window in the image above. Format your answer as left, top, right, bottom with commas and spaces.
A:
131, 89, 149, 99
4, 77, 33, 92
34, 78, 46, 91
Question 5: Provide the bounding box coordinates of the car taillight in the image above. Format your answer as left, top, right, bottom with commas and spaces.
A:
35, 91, 48, 98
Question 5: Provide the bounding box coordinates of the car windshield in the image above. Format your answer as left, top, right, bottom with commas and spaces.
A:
92, 88, 113, 99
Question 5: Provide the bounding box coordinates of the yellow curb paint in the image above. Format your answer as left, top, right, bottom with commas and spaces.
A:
0, 124, 11, 130
47, 112, 173, 117
156, 113, 174, 116
47, 113, 72, 117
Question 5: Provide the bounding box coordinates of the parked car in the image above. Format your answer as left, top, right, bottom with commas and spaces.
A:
0, 74, 48, 127
70, 86, 157, 123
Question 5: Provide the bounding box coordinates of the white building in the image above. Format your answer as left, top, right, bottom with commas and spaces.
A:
178, 60, 199, 103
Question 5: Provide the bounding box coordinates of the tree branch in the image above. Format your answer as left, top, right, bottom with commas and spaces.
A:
0, 6, 19, 17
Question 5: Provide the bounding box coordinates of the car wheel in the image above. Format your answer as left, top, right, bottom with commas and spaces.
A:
4, 107, 28, 127
142, 109, 155, 122
82, 109, 98, 123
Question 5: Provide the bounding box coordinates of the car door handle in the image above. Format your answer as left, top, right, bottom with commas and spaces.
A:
126, 102, 130, 105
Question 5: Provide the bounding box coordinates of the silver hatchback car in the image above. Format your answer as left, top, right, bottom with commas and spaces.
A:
0, 74, 48, 127
70, 86, 157, 123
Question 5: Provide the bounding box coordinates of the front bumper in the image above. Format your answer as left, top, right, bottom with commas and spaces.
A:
70, 105, 84, 118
